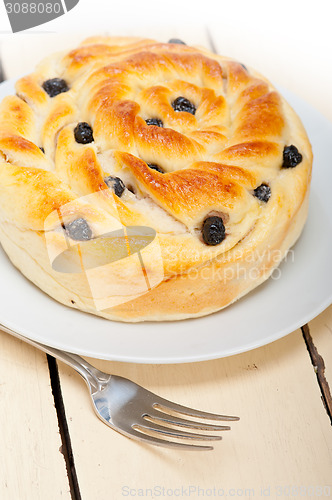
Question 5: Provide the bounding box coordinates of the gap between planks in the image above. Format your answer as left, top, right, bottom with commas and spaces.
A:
301, 324, 332, 424
47, 355, 82, 500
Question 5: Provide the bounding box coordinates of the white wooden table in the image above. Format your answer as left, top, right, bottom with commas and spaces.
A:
0, 29, 331, 500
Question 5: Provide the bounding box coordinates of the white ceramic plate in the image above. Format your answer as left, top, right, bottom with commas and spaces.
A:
0, 79, 331, 363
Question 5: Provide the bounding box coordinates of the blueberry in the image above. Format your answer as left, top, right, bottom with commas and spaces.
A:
168, 38, 186, 45
145, 118, 163, 127
282, 145, 303, 168
202, 216, 226, 246
253, 184, 271, 203
147, 163, 164, 173
42, 78, 69, 98
63, 218, 92, 241
172, 96, 196, 115
74, 122, 94, 144
104, 176, 126, 198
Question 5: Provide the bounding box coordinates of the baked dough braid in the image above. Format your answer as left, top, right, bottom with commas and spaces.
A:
0, 37, 312, 321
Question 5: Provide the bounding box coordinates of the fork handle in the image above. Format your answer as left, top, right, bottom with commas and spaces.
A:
0, 323, 109, 392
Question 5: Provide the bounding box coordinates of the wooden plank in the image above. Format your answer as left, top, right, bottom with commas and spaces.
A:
0, 332, 71, 500
57, 329, 332, 498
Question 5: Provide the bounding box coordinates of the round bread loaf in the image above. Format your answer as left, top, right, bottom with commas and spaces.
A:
0, 36, 312, 321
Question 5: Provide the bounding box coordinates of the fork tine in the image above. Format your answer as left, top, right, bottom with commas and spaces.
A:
95, 411, 215, 450
133, 422, 221, 441
128, 427, 214, 451
144, 413, 231, 431
153, 399, 240, 421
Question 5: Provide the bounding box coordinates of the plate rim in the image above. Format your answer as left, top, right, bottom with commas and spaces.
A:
0, 296, 331, 363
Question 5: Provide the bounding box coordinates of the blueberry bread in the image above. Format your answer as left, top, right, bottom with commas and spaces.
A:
0, 36, 312, 321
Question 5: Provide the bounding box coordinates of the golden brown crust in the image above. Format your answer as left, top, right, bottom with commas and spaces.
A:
0, 37, 312, 321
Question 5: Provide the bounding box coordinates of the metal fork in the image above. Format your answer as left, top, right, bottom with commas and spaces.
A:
2, 324, 239, 450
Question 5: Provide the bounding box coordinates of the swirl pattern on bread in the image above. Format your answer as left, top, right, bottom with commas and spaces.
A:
0, 37, 312, 321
